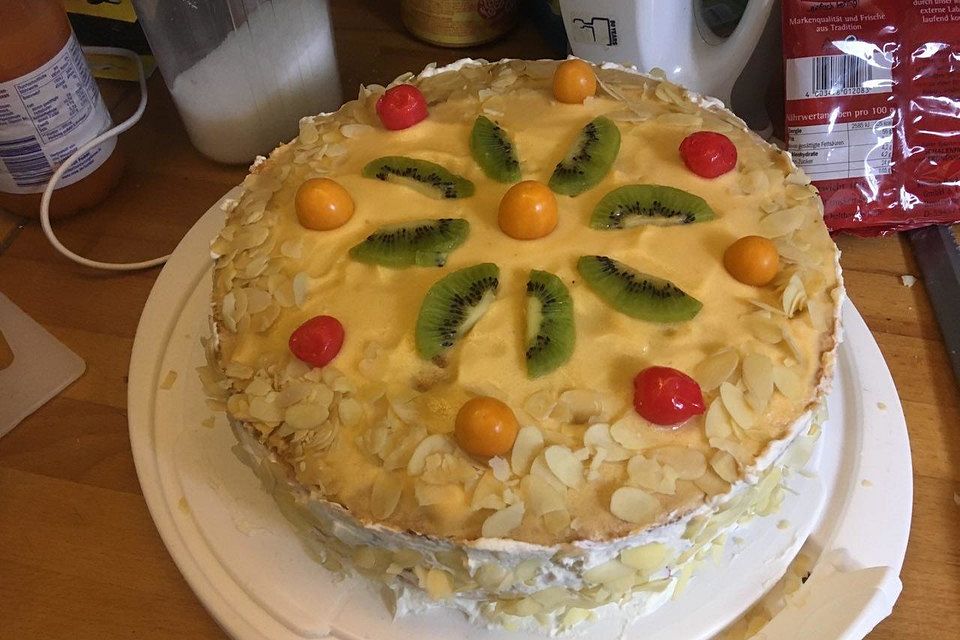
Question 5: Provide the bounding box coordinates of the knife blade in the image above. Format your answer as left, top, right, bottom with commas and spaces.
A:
907, 225, 960, 387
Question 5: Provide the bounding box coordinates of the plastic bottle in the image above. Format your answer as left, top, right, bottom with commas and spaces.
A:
0, 0, 123, 219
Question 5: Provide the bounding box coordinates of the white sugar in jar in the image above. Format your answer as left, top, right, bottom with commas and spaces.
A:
134, 0, 342, 164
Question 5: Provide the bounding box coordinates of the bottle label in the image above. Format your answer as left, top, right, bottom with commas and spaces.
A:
0, 33, 115, 195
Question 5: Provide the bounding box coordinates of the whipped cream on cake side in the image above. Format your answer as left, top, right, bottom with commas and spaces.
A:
198, 58, 844, 632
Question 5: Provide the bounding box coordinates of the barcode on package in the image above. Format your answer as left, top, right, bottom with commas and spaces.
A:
0, 136, 52, 188
787, 53, 892, 101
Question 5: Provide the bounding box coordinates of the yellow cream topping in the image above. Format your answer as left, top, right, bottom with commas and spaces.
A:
212, 61, 840, 544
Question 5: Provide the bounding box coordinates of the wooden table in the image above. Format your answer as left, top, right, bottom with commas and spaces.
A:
0, 5, 957, 639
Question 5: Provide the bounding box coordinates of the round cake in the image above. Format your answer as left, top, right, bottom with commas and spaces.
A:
201, 58, 843, 631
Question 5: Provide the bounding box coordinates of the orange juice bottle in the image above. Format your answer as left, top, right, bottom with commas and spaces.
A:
0, 0, 123, 219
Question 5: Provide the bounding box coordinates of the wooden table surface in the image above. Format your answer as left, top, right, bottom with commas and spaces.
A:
1, 4, 957, 639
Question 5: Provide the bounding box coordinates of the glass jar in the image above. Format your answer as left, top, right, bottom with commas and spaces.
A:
132, 0, 342, 164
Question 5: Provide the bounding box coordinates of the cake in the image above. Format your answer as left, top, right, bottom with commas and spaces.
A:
199, 58, 843, 632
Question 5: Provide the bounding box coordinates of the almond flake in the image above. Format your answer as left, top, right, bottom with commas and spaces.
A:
559, 389, 605, 423
371, 471, 402, 518
471, 471, 506, 511
694, 467, 731, 496
759, 207, 805, 238
772, 365, 805, 402
744, 312, 784, 344
521, 474, 566, 517
490, 455, 511, 482
481, 501, 525, 538
424, 568, 454, 600
522, 390, 556, 420
414, 481, 460, 506
407, 434, 454, 475
693, 349, 740, 392
610, 417, 650, 450
742, 353, 774, 413
584, 559, 635, 585
710, 450, 739, 483
284, 401, 330, 430
544, 445, 584, 489
511, 426, 544, 475
651, 446, 706, 480
719, 382, 756, 428
620, 542, 670, 575
627, 454, 670, 492
530, 453, 567, 494
543, 509, 571, 536
781, 273, 808, 318
340, 123, 374, 138
610, 487, 659, 524
704, 399, 733, 439
292, 272, 310, 307
583, 423, 632, 462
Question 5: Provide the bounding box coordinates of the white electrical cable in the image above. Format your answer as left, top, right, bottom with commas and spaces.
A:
39, 46, 163, 271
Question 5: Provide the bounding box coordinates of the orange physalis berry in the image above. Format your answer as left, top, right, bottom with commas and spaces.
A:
498, 180, 559, 240
454, 396, 519, 458
295, 178, 355, 230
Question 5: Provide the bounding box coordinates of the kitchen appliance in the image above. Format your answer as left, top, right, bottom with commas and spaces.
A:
557, 0, 775, 108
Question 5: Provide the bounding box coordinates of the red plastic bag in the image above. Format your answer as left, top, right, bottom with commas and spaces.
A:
783, 0, 960, 235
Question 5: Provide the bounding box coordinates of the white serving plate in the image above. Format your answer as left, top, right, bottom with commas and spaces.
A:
129, 193, 912, 640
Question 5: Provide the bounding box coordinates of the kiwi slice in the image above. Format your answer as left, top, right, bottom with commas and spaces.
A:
525, 270, 575, 378
349, 218, 469, 268
470, 116, 521, 183
549, 116, 621, 197
577, 255, 702, 323
362, 156, 475, 199
416, 263, 500, 360
590, 185, 717, 229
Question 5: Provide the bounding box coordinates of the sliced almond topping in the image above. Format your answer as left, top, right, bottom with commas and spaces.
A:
620, 542, 670, 575
511, 426, 544, 476
759, 206, 805, 238
284, 401, 330, 431
781, 273, 808, 318
772, 365, 805, 402
522, 390, 556, 421
651, 446, 707, 480
610, 417, 650, 450
610, 487, 659, 524
471, 470, 506, 511
583, 423, 632, 462
544, 445, 584, 489
530, 453, 567, 494
543, 509, 571, 536
481, 501, 525, 538
559, 389, 605, 424
694, 467, 731, 496
744, 312, 784, 344
719, 382, 756, 428
521, 474, 566, 517
475, 562, 509, 590
407, 434, 454, 475
742, 352, 775, 413
704, 399, 734, 440
710, 450, 740, 483
424, 568, 454, 600
370, 471, 402, 518
414, 481, 461, 506
490, 455, 512, 482
584, 559, 635, 585
693, 349, 740, 392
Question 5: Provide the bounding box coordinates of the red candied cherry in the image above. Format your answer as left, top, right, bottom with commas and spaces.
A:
633, 366, 705, 426
376, 84, 429, 130
679, 131, 738, 178
289, 315, 344, 368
